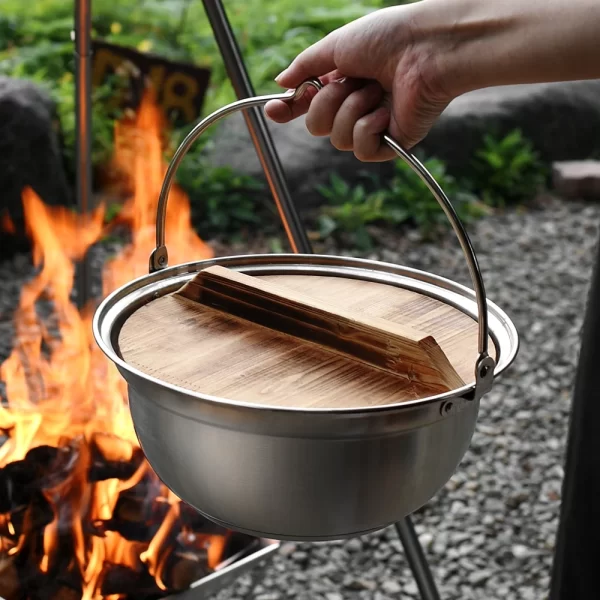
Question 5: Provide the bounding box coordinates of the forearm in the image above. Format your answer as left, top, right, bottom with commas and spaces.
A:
411, 0, 600, 97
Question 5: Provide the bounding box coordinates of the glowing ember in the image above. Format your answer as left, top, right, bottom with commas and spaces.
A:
0, 88, 222, 599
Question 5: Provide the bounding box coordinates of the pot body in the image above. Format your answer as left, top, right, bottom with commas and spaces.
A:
94, 254, 519, 541
127, 371, 479, 540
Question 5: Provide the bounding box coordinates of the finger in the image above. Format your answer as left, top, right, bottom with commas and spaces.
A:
274, 34, 338, 88
330, 82, 384, 151
305, 78, 365, 137
264, 85, 317, 123
353, 107, 396, 162
264, 70, 344, 124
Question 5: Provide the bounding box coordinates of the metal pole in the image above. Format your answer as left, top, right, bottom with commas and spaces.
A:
201, 2, 440, 598
200, 0, 312, 254
395, 519, 441, 600
549, 234, 600, 599
74, 0, 93, 308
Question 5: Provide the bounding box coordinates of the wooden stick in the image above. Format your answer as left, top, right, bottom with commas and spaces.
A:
175, 266, 465, 392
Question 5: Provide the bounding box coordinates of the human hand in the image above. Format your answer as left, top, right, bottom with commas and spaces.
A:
264, 4, 452, 162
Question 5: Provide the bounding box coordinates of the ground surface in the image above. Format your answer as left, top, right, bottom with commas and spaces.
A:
0, 195, 598, 599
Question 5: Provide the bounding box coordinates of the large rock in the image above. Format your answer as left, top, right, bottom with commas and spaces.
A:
419, 79, 600, 173
206, 80, 600, 209
0, 77, 72, 254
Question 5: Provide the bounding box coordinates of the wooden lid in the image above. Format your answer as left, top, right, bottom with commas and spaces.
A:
119, 268, 495, 409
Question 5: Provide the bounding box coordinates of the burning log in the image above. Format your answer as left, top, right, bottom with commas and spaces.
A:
46, 587, 81, 600
10, 557, 82, 600
0, 438, 241, 599
162, 550, 212, 592
89, 432, 145, 482
0, 445, 64, 512
30, 577, 82, 600
0, 493, 53, 541
0, 556, 20, 600
100, 563, 163, 597
96, 493, 169, 542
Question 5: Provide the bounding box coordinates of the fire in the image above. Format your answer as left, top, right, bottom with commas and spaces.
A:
1, 211, 15, 234
0, 88, 221, 599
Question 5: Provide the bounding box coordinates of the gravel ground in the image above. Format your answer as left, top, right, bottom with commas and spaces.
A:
1, 195, 599, 599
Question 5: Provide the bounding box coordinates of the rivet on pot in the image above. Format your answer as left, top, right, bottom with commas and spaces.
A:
440, 401, 454, 416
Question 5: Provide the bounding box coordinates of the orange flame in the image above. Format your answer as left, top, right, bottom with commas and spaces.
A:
0, 88, 221, 598
1, 211, 16, 234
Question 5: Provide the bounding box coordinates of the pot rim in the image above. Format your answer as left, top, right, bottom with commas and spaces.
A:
93, 253, 520, 415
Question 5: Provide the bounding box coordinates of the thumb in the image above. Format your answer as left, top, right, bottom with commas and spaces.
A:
275, 34, 338, 88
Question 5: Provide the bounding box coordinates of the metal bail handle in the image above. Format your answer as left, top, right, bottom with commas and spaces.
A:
149, 78, 495, 398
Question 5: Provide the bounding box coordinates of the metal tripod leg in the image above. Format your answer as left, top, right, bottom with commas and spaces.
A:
74, 0, 93, 309
395, 519, 441, 600
201, 2, 441, 599
201, 0, 312, 254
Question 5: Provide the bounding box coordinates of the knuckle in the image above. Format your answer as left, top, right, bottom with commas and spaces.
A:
330, 133, 353, 151
341, 94, 365, 116
353, 117, 371, 140
354, 148, 376, 163
352, 119, 377, 162
305, 84, 349, 136
344, 86, 380, 116
305, 109, 332, 137
353, 144, 376, 162
305, 115, 330, 137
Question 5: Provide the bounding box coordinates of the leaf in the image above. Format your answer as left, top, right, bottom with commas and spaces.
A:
317, 214, 338, 238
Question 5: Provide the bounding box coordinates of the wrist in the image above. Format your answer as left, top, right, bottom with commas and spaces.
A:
406, 0, 518, 98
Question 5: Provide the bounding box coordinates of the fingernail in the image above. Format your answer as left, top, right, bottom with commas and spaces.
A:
275, 68, 288, 83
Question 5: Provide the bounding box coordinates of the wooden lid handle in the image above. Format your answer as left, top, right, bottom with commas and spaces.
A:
175, 266, 465, 394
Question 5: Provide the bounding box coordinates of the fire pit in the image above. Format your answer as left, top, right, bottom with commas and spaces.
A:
0, 90, 278, 599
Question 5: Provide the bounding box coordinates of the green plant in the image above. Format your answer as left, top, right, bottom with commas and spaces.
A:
176, 155, 269, 238
469, 129, 547, 207
317, 175, 394, 250
316, 157, 488, 249
0, 0, 391, 225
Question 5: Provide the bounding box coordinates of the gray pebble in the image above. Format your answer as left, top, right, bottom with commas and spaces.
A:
381, 580, 402, 594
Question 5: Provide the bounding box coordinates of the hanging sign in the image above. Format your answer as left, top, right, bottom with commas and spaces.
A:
91, 39, 212, 125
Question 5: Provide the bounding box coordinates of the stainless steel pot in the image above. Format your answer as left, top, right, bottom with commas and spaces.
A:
93, 79, 519, 541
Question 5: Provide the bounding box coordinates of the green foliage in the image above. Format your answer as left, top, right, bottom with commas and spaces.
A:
316, 158, 489, 250
0, 0, 390, 238
0, 0, 387, 145
468, 129, 547, 207
315, 129, 547, 249
175, 152, 269, 238
53, 74, 129, 174
0, 1, 544, 251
